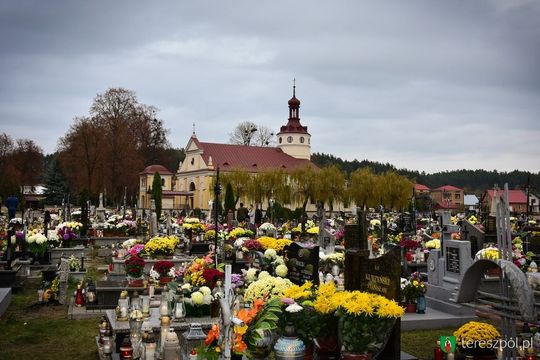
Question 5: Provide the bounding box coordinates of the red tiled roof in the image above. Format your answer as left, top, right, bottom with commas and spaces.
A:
433, 185, 463, 191
434, 201, 459, 209
197, 141, 314, 172
139, 165, 173, 175
486, 189, 527, 204
414, 184, 430, 191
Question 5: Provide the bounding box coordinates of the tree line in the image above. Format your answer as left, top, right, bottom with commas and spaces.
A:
219, 166, 414, 219
312, 153, 540, 194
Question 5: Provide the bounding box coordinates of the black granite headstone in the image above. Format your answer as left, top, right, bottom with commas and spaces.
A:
446, 247, 460, 273
284, 242, 319, 286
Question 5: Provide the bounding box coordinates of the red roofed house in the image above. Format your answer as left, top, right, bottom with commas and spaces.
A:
173, 85, 317, 210
481, 189, 528, 214
430, 185, 464, 211
414, 184, 430, 195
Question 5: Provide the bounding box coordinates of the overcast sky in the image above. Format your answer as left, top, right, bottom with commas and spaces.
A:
1, 0, 539, 173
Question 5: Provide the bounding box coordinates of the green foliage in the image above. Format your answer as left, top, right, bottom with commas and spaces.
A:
224, 182, 235, 214
151, 171, 162, 219
245, 298, 282, 355
312, 152, 540, 193
42, 154, 70, 206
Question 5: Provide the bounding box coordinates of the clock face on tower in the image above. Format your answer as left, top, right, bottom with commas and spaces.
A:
287, 136, 293, 143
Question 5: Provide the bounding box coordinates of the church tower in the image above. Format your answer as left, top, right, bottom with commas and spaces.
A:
276, 81, 311, 160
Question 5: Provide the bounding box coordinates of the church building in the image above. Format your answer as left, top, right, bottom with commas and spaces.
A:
137, 85, 316, 211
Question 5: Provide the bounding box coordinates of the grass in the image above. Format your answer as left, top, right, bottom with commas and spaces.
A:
401, 327, 458, 360
0, 254, 462, 360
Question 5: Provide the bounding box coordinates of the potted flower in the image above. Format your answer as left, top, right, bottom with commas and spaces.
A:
124, 255, 145, 287
154, 260, 175, 285
67, 255, 81, 272
401, 275, 426, 312
454, 321, 500, 357
26, 230, 48, 264
335, 290, 404, 359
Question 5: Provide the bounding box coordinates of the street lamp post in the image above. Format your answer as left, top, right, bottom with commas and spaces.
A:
214, 167, 221, 265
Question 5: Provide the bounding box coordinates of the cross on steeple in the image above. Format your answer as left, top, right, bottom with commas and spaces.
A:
293, 78, 296, 97
192, 123, 196, 135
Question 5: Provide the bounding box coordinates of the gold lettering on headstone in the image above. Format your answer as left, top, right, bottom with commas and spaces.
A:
364, 273, 391, 295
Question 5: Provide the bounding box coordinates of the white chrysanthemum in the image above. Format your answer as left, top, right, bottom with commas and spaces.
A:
203, 294, 213, 305
199, 286, 211, 296
274, 256, 285, 265
286, 303, 303, 313
191, 291, 204, 305
275, 264, 288, 278
181, 283, 192, 291
258, 271, 271, 280
264, 249, 277, 260
246, 268, 258, 282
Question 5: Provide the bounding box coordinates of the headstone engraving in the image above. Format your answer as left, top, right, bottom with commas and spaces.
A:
445, 247, 460, 273
284, 242, 319, 286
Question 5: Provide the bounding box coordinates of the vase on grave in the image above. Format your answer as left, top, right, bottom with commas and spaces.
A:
251, 329, 277, 360
274, 323, 305, 360
416, 294, 426, 314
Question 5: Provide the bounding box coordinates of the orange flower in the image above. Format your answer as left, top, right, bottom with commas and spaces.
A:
205, 324, 220, 345
233, 333, 247, 353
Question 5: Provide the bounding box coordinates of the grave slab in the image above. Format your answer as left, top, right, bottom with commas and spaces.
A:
0, 287, 11, 318
401, 306, 477, 330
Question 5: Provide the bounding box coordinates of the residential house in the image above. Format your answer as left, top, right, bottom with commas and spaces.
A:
481, 189, 528, 214
430, 185, 464, 211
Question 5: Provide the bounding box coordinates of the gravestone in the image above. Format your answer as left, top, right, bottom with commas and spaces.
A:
284, 242, 319, 286
344, 210, 401, 359
96, 193, 106, 223
150, 200, 158, 236
426, 212, 475, 315
320, 228, 335, 254
460, 220, 486, 257
58, 258, 69, 305
249, 251, 264, 270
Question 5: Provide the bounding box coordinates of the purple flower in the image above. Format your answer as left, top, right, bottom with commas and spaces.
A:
281, 297, 295, 305
63, 233, 70, 240
15, 231, 24, 241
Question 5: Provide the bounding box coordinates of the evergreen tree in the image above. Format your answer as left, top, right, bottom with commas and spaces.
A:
151, 172, 162, 219
224, 182, 235, 215
43, 155, 70, 205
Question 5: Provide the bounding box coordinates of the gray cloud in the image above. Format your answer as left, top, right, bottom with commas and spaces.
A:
0, 0, 539, 173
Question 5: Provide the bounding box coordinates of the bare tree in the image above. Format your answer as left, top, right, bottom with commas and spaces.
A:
253, 125, 275, 146
229, 121, 275, 146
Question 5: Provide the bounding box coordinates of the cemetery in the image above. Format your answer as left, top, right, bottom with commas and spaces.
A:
1, 181, 540, 360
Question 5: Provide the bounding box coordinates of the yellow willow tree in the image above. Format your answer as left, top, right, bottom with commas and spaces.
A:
317, 165, 347, 216
290, 165, 320, 233
220, 168, 251, 206
378, 171, 414, 210
248, 169, 290, 210
348, 167, 380, 210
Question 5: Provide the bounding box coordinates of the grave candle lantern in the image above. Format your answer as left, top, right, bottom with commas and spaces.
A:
118, 291, 129, 320
159, 316, 171, 356
143, 332, 157, 360
181, 323, 207, 360
119, 337, 133, 359
141, 295, 150, 316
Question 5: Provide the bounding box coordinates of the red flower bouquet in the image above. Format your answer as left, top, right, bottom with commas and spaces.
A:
125, 256, 145, 278
202, 268, 224, 289
154, 260, 175, 276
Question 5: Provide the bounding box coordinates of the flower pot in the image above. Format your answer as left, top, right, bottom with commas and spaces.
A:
341, 353, 372, 360
404, 303, 417, 313
127, 277, 144, 287
304, 342, 314, 360
159, 276, 173, 285
314, 335, 340, 359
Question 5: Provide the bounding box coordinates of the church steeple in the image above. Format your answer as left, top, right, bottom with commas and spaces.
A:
277, 80, 311, 160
